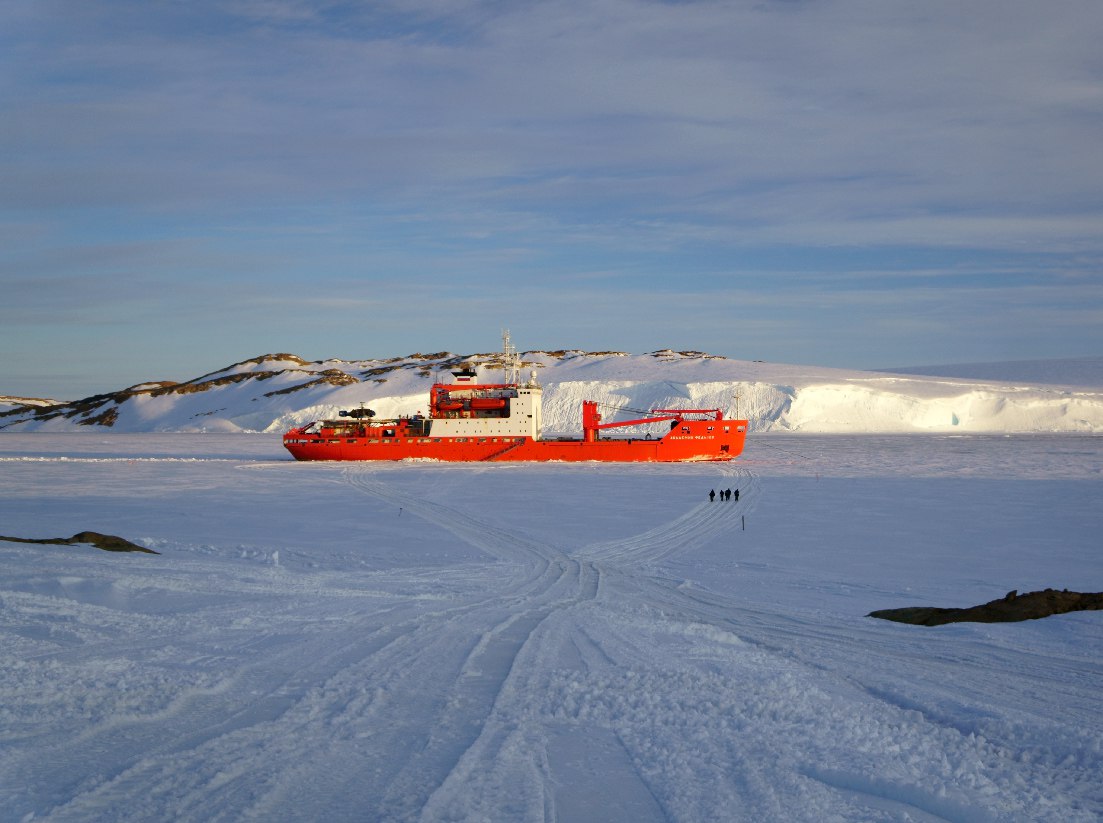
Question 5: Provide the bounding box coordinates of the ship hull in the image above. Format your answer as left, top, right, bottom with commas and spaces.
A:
284, 419, 748, 462
283, 336, 748, 463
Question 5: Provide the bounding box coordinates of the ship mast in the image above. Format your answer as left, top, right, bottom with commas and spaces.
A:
501, 328, 520, 385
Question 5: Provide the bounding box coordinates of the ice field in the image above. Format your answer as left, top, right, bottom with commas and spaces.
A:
1, 433, 1101, 821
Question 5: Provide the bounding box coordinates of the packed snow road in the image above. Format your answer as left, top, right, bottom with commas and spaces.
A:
1, 434, 1101, 822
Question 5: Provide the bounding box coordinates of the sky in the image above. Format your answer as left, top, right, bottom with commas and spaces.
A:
2, 0, 1102, 399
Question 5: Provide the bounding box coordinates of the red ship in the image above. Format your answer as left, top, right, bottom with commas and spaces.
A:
283, 335, 748, 463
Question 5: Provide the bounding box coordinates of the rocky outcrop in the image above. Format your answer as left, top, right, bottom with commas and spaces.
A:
0, 531, 158, 554
263, 369, 358, 397
869, 588, 1103, 625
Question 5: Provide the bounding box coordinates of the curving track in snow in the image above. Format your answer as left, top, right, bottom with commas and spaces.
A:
580, 464, 757, 565
2, 446, 1100, 822
329, 462, 1097, 822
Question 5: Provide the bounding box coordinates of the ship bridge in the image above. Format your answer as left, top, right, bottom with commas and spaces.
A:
427, 366, 543, 440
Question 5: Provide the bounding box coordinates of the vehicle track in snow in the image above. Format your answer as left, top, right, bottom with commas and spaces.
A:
580, 464, 757, 565
337, 462, 755, 818
8, 454, 1099, 823
338, 465, 609, 819
7, 461, 613, 823
331, 462, 1100, 823
335, 462, 955, 821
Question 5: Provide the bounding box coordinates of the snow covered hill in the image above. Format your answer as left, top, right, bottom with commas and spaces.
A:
3, 350, 1102, 434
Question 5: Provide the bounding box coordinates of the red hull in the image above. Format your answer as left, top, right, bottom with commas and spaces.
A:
284, 418, 747, 462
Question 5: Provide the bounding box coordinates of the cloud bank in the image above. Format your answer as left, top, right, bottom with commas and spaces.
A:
2, 0, 1101, 396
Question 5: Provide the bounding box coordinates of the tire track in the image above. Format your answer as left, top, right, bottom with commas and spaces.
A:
254, 461, 764, 820
236, 458, 758, 816
331, 462, 763, 821
20, 605, 439, 821
581, 465, 758, 565
331, 467, 607, 820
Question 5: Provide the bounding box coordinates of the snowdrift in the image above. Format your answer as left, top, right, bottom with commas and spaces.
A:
2, 350, 1102, 434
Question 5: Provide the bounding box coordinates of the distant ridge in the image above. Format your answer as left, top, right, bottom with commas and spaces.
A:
882, 357, 1103, 388
0, 395, 67, 409
2, 350, 1102, 434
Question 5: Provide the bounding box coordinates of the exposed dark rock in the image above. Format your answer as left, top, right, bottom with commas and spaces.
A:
124, 381, 178, 392
869, 588, 1103, 626
151, 370, 281, 396
191, 354, 312, 382
263, 369, 358, 397
650, 350, 724, 359
0, 531, 158, 554
360, 365, 403, 379
78, 407, 119, 427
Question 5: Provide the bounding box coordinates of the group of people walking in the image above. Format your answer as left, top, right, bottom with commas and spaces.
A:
709, 488, 738, 502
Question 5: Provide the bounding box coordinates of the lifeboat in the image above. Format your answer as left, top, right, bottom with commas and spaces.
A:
437, 401, 464, 411
469, 397, 507, 410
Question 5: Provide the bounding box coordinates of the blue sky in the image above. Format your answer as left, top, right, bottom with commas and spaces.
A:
2, 0, 1101, 398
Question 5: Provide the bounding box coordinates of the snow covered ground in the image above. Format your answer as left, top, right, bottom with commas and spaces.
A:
1, 433, 1101, 822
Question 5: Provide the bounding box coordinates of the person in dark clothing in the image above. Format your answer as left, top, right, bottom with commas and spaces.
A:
709, 489, 716, 502
734, 489, 740, 501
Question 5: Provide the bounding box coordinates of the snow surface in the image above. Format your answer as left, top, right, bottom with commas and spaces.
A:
1, 433, 1101, 822
4, 353, 1103, 434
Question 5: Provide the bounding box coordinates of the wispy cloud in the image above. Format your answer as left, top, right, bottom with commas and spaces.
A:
1, 0, 1101, 396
